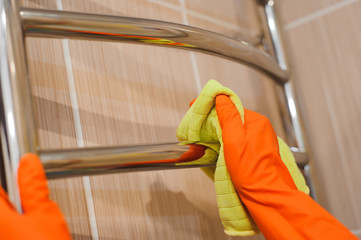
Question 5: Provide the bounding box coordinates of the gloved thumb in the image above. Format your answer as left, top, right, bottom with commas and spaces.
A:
17, 153, 51, 214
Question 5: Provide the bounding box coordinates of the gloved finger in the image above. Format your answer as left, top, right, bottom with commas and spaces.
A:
17, 153, 51, 214
242, 109, 279, 150
215, 95, 248, 175
216, 95, 293, 189
215, 94, 245, 137
242, 109, 298, 189
216, 94, 277, 144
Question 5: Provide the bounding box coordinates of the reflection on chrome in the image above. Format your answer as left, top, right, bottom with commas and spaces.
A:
0, 0, 313, 209
0, 0, 38, 210
41, 143, 216, 178
20, 8, 288, 83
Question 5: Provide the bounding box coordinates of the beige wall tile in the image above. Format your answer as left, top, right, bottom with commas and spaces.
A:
61, 0, 183, 24
284, 1, 361, 230
26, 38, 77, 149
25, 37, 93, 239
20, 0, 58, 9
187, 13, 287, 139
193, 52, 286, 137
152, 0, 180, 6
187, 6, 287, 139
57, 1, 273, 239
23, 2, 92, 238
68, 41, 198, 146
49, 178, 92, 240
21, 0, 361, 238
63, 33, 238, 240
59, 1, 245, 239
89, 170, 228, 239
185, 0, 260, 39
186, 15, 257, 43
277, 0, 342, 24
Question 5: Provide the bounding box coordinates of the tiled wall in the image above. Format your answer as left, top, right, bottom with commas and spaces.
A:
277, 0, 361, 238
21, 0, 361, 239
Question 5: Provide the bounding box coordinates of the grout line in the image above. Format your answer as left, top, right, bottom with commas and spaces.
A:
178, 0, 188, 25
149, 0, 242, 32
61, 39, 84, 146
56, 1, 99, 239
62, 33, 100, 240
149, 0, 180, 11
283, 0, 361, 228
179, 0, 202, 93
186, 8, 239, 31
82, 176, 99, 240
285, 0, 360, 30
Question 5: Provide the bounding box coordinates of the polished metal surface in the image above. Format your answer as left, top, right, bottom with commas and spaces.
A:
0, 0, 37, 210
263, 0, 287, 71
303, 164, 316, 198
20, 8, 288, 84
0, 0, 313, 208
259, 0, 307, 155
283, 82, 306, 152
258, 0, 315, 198
41, 143, 215, 179
39, 141, 308, 179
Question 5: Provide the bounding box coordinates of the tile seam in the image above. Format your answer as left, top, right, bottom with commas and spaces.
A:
56, 0, 99, 239
179, 0, 202, 93
149, 0, 249, 32
285, 0, 360, 30
284, 0, 361, 224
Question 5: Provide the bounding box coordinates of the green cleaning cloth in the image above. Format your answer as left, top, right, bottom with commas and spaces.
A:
176, 79, 310, 236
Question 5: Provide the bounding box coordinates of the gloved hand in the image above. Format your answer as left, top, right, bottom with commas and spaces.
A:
0, 153, 71, 240
215, 94, 357, 240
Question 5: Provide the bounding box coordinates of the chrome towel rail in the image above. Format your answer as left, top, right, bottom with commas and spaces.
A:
41, 143, 214, 179
0, 0, 313, 210
20, 8, 288, 84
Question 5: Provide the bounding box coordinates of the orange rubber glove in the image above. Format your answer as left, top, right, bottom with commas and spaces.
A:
215, 94, 357, 240
0, 153, 71, 240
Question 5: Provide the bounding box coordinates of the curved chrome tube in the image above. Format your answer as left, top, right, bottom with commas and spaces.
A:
20, 8, 288, 84
0, 0, 37, 210
261, 0, 308, 162
0, 2, 312, 208
259, 0, 314, 198
41, 143, 215, 179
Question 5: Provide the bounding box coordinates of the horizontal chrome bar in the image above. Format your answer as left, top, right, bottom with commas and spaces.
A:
20, 8, 288, 84
40, 142, 307, 179
41, 143, 216, 179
